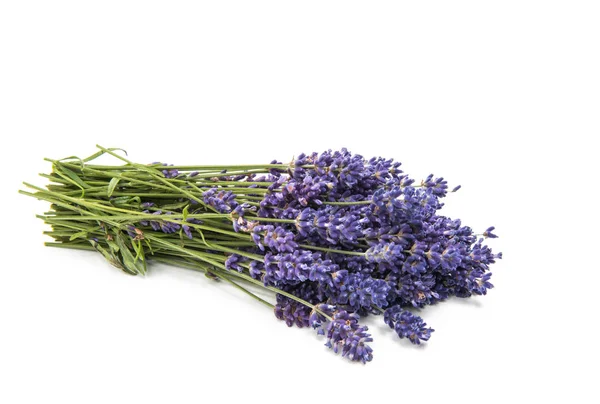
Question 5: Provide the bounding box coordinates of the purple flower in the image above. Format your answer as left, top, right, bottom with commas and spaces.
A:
324, 309, 373, 363
182, 225, 193, 239
281, 174, 327, 206
203, 187, 238, 213
483, 226, 498, 239
249, 260, 264, 280
225, 254, 246, 272
164, 169, 179, 178
308, 303, 335, 333
152, 162, 179, 178
146, 210, 162, 228
326, 272, 391, 311
251, 224, 299, 253
160, 221, 180, 233
471, 272, 494, 295
273, 283, 321, 328
263, 226, 298, 253
263, 250, 319, 285
421, 174, 448, 197
374, 223, 414, 248
294, 208, 316, 237
384, 306, 434, 344
152, 148, 499, 360
126, 225, 138, 239
365, 242, 404, 263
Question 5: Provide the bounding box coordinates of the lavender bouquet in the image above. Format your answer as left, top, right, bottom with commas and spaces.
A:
21, 146, 501, 363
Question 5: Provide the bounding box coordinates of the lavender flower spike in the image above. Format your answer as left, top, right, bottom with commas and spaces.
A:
325, 310, 373, 363
384, 306, 434, 345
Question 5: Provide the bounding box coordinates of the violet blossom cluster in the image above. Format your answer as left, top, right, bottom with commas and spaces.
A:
136, 149, 501, 363
208, 149, 500, 362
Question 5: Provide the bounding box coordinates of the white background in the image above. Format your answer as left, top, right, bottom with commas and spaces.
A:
1, 1, 598, 403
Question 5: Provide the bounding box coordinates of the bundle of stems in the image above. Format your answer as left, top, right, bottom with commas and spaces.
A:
21, 146, 308, 309
21, 145, 501, 363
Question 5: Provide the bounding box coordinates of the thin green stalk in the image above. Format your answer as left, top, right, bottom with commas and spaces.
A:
174, 169, 273, 180
210, 271, 275, 309
152, 256, 274, 308
373, 306, 386, 314
45, 242, 95, 251
222, 269, 333, 321
208, 241, 256, 247
79, 163, 289, 171
41, 212, 236, 222
141, 234, 331, 320
25, 184, 251, 242
93, 147, 213, 211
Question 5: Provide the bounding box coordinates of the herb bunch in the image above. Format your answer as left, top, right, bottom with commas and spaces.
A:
21, 146, 501, 363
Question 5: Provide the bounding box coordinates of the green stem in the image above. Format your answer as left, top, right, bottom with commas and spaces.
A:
45, 241, 95, 251
150, 255, 274, 309
141, 234, 331, 320
80, 163, 289, 171
95, 146, 214, 211
222, 270, 333, 321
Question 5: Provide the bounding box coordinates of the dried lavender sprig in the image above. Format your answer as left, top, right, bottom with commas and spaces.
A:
23, 145, 501, 364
